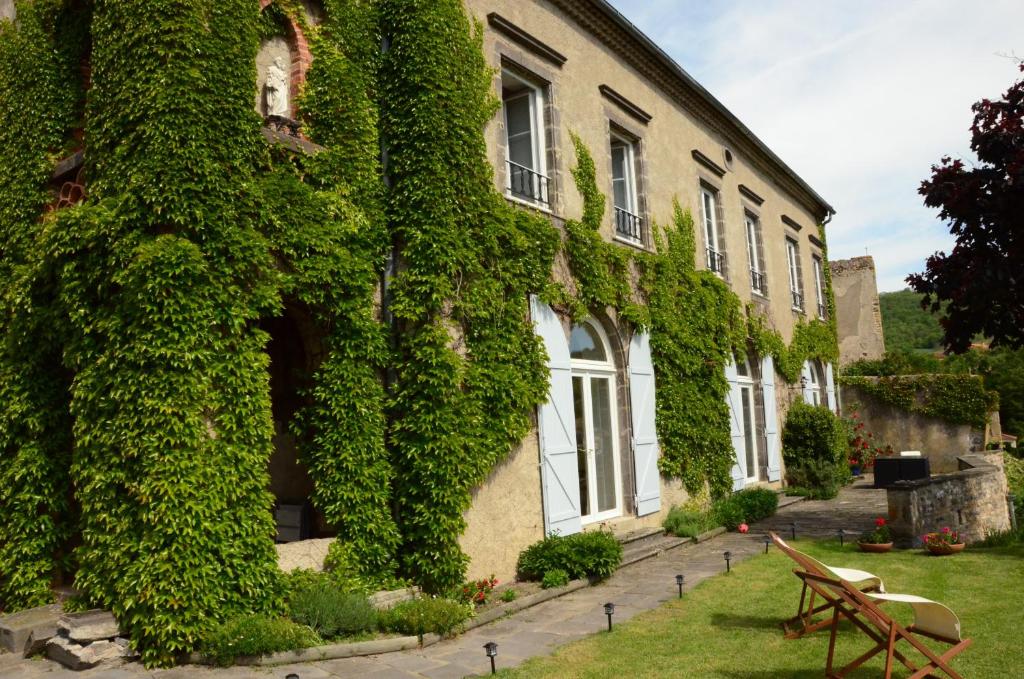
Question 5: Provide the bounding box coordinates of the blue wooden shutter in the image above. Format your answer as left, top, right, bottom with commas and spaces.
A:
724, 361, 745, 491
825, 362, 838, 414
629, 332, 661, 516
531, 297, 582, 536
762, 355, 782, 482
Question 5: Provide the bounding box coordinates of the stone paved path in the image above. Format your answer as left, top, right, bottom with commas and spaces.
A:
1, 479, 886, 679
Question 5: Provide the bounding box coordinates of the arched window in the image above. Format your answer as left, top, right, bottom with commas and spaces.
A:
804, 359, 825, 407
569, 320, 622, 523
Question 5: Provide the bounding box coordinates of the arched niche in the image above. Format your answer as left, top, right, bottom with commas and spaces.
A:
255, 1, 320, 120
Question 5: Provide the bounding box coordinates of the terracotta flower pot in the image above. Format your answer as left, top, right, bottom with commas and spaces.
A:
858, 541, 893, 553
925, 536, 965, 556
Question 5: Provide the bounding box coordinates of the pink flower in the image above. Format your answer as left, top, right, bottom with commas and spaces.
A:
941, 526, 951, 533
875, 517, 886, 527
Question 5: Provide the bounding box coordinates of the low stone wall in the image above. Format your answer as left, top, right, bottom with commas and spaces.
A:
842, 383, 986, 473
887, 455, 1011, 545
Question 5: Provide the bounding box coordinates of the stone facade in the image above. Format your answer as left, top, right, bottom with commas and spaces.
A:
0, 0, 14, 22
458, 0, 835, 581
887, 454, 1011, 545
830, 256, 885, 366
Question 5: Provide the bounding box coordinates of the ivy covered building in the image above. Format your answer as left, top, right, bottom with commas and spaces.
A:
0, 0, 838, 664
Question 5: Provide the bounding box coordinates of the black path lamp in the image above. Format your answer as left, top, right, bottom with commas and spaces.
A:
723, 550, 732, 573
675, 574, 684, 598
484, 641, 498, 675
285, 674, 299, 679
603, 602, 615, 631
790, 521, 797, 540
762, 534, 771, 554
837, 529, 845, 547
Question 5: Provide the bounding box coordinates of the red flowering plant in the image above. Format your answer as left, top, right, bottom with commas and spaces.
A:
923, 526, 963, 547
845, 410, 894, 470
455, 575, 499, 606
859, 517, 893, 544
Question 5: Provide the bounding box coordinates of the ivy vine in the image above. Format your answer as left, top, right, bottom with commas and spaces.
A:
841, 374, 996, 427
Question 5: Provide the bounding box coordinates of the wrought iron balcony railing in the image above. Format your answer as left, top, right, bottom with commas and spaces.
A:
507, 161, 549, 206
706, 248, 725, 276
614, 207, 643, 244
791, 289, 804, 311
750, 269, 766, 295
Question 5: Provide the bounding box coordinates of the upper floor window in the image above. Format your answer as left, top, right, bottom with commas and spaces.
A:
745, 213, 766, 296
502, 70, 549, 206
786, 237, 804, 311
812, 255, 827, 319
610, 133, 642, 244
701, 187, 725, 277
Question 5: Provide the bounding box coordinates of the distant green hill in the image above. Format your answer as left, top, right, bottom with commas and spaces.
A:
879, 289, 944, 354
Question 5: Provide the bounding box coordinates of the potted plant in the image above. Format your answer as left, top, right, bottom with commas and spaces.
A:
923, 527, 965, 555
858, 517, 893, 553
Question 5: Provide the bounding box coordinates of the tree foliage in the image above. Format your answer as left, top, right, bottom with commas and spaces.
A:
910, 65, 1024, 353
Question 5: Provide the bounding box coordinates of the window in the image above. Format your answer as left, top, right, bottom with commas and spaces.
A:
786, 237, 804, 311
610, 133, 642, 243
804, 359, 826, 407
502, 70, 548, 206
812, 255, 827, 319
701, 187, 725, 276
745, 213, 766, 296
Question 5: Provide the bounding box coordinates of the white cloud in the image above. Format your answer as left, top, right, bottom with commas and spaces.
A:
610, 0, 1024, 291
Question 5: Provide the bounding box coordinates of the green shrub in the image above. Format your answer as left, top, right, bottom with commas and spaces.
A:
663, 507, 715, 538
201, 615, 321, 667
785, 460, 843, 500
782, 402, 849, 497
288, 581, 377, 639
541, 569, 570, 589
731, 488, 778, 523
516, 531, 623, 582
377, 598, 472, 639
711, 497, 747, 531
500, 588, 518, 602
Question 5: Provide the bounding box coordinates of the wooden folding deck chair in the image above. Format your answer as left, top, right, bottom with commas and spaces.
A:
770, 531, 885, 639
795, 570, 972, 678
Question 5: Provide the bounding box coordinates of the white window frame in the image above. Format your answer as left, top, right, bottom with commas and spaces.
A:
786, 238, 803, 311
570, 320, 623, 524
808, 360, 823, 407
745, 213, 765, 295
702, 187, 723, 276
610, 133, 638, 216
735, 357, 760, 484
812, 254, 826, 318
502, 70, 548, 208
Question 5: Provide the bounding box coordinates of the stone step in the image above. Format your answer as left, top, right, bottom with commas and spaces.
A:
0, 603, 62, 656
776, 493, 806, 510
614, 526, 663, 547
620, 533, 690, 567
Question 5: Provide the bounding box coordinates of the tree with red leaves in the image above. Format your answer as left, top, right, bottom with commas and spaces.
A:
909, 65, 1024, 353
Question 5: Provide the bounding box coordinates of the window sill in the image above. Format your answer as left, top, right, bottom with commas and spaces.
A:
791, 307, 805, 315
752, 290, 769, 300
612, 234, 648, 251
505, 193, 553, 215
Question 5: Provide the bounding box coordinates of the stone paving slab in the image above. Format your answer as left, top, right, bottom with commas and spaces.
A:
4, 481, 886, 679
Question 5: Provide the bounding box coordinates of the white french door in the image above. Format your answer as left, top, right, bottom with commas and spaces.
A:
738, 383, 759, 484
572, 370, 622, 523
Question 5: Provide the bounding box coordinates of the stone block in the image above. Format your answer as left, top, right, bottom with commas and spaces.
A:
47, 635, 128, 671
58, 609, 120, 643
0, 603, 62, 656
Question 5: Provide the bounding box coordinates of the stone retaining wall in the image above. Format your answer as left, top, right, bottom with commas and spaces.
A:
887, 455, 1011, 545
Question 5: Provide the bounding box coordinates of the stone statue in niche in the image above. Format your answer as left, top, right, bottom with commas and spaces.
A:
264, 57, 289, 117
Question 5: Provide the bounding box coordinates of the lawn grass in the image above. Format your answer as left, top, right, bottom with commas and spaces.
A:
498, 540, 1024, 678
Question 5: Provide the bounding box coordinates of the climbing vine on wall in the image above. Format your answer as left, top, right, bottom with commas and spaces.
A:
379, 0, 560, 593
0, 0, 81, 614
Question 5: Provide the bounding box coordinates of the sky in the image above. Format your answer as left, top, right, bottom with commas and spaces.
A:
607, 0, 1024, 292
